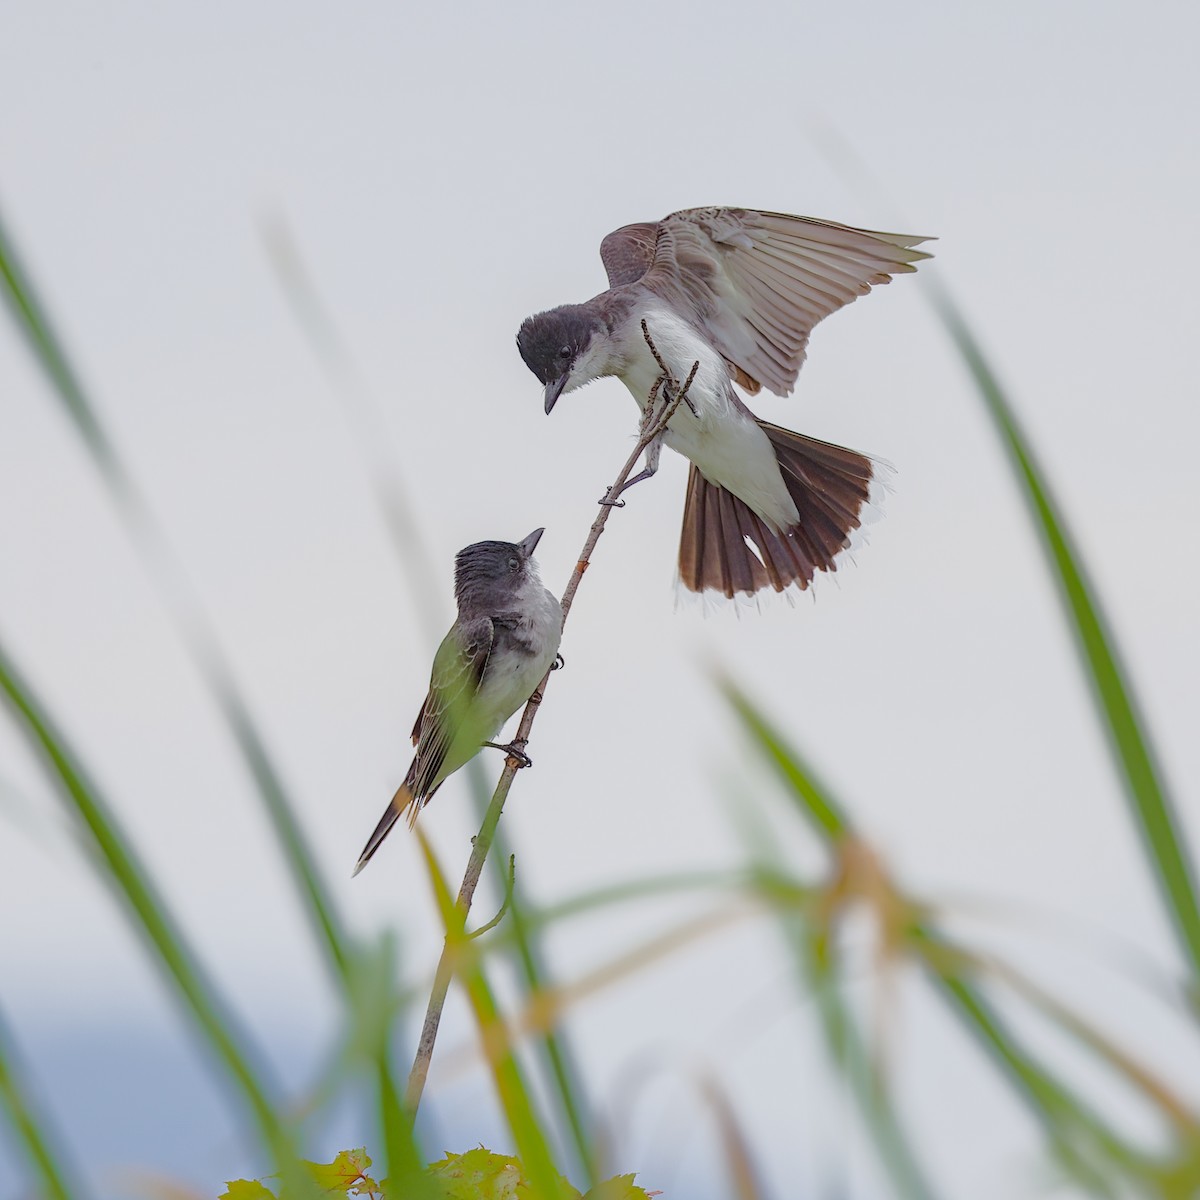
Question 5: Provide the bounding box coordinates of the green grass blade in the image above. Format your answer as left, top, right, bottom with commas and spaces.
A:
508, 870, 752, 936
504, 889, 598, 1187
801, 923, 942, 1200
417, 833, 571, 1199
930, 288, 1200, 980
720, 686, 938, 1197
374, 1057, 442, 1200
464, 761, 597, 1188
0, 1006, 87, 1200
723, 680, 1154, 1194
913, 934, 1139, 1195
0, 206, 352, 987
694, 1073, 768, 1200
259, 214, 446, 642
720, 679, 850, 840
0, 217, 116, 479
0, 637, 309, 1186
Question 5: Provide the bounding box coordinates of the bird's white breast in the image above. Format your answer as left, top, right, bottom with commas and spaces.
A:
615, 307, 798, 529
473, 578, 562, 736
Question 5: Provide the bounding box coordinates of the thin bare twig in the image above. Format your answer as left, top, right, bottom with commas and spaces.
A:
404, 330, 699, 1113
641, 318, 672, 381
467, 855, 517, 941
641, 318, 699, 418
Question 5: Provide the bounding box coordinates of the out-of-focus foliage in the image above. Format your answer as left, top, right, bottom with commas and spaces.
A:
219, 1149, 655, 1200
3, 168, 1198, 1200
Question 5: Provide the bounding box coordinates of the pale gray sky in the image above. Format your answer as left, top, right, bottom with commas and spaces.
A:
2, 3, 1198, 1197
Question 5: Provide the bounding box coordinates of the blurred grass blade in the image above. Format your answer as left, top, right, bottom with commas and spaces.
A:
504, 887, 598, 1187
467, 760, 598, 1188
922, 961, 1132, 1196
802, 924, 940, 1200
720, 679, 850, 840
504, 907, 753, 1042
259, 214, 444, 641
665, 688, 943, 1200
0, 205, 352, 986
930, 287, 1200, 980
695, 1074, 768, 1200
512, 869, 755, 938
0, 636, 309, 1187
416, 832, 571, 1199
0, 215, 116, 479
944, 939, 1200, 1135
375, 1057, 438, 1197
0, 1006, 87, 1200
335, 931, 429, 1185
723, 680, 1151, 1194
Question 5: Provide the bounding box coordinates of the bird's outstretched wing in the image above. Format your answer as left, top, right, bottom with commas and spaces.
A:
407, 616, 495, 797
599, 207, 932, 397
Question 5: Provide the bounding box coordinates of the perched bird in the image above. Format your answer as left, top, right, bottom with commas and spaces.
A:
517, 207, 932, 601
354, 529, 562, 875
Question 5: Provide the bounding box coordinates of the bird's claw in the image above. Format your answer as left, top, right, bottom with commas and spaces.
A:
661, 382, 699, 419
551, 653, 565, 670
598, 486, 626, 508
485, 739, 532, 769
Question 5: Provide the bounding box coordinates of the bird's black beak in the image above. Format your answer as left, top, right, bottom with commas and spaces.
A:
544, 375, 568, 415
518, 528, 544, 557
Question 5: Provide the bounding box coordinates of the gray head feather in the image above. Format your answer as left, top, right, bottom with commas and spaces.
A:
516, 305, 602, 385
454, 534, 541, 613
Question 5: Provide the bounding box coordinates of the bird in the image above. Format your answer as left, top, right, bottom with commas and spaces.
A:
353, 529, 562, 875
516, 207, 932, 602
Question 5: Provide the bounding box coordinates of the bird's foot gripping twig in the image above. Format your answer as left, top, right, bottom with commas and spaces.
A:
597, 324, 699, 507
483, 739, 532, 769
658, 359, 701, 423
662, 378, 699, 419
598, 433, 662, 506
640, 319, 700, 419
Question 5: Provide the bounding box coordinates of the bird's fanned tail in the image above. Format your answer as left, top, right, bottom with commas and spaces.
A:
677, 422, 884, 600
352, 779, 420, 876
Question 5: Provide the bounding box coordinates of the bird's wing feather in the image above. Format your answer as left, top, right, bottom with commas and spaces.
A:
408, 617, 495, 796
620, 207, 931, 397
599, 222, 659, 287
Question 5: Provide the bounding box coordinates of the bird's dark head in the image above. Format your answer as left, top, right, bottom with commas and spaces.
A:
516, 305, 607, 413
454, 528, 544, 608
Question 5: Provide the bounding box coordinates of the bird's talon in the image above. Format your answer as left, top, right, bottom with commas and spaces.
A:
551, 653, 565, 670
485, 739, 532, 769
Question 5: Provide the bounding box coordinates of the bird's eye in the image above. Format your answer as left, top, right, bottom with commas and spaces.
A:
507, 557, 519, 571
558, 346, 571, 359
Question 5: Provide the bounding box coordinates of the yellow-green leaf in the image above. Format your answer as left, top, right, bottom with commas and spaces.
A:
428, 1148, 580, 1200
583, 1175, 655, 1200
302, 1149, 376, 1194
219, 1181, 276, 1200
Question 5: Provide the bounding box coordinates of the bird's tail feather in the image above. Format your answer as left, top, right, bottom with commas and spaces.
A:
352, 780, 418, 876
677, 421, 886, 600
